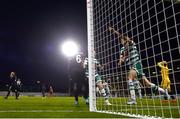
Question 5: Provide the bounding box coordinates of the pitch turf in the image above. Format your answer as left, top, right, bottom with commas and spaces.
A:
0, 96, 179, 118
0, 96, 128, 118
97, 97, 180, 118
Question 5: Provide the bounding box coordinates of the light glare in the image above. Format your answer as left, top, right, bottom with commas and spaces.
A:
62, 41, 78, 57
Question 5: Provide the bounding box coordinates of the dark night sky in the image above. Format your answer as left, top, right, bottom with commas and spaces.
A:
0, 0, 87, 92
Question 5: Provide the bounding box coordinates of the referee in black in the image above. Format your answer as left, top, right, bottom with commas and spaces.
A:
4, 72, 20, 99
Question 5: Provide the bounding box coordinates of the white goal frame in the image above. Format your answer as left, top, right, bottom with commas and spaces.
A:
87, 0, 180, 118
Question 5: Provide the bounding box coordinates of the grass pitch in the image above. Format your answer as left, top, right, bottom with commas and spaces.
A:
97, 97, 180, 118
0, 96, 179, 118
0, 96, 127, 118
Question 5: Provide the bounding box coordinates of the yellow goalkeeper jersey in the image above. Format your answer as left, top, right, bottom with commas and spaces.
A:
157, 62, 171, 91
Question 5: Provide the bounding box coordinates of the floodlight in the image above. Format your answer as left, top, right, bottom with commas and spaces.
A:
61, 41, 78, 57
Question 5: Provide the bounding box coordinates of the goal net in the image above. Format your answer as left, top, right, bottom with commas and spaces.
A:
87, 0, 180, 118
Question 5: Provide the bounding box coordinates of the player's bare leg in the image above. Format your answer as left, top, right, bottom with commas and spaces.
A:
142, 76, 169, 99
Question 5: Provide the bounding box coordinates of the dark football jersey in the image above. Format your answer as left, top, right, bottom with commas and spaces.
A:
8, 76, 17, 86
69, 53, 84, 73
69, 53, 86, 83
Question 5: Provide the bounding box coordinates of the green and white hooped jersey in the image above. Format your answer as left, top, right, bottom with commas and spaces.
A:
84, 57, 100, 77
120, 41, 141, 67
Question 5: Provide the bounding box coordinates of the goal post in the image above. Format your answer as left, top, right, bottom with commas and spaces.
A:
87, 0, 96, 112
87, 0, 180, 118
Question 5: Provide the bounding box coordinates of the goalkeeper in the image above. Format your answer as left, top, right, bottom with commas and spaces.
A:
84, 57, 111, 105
158, 61, 175, 100
109, 27, 169, 104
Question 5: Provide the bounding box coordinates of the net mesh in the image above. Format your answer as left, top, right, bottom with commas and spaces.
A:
88, 0, 180, 118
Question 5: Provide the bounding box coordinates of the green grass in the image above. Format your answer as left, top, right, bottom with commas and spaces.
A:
0, 96, 179, 118
0, 96, 128, 118
97, 97, 180, 118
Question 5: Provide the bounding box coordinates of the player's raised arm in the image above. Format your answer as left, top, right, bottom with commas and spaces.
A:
108, 26, 133, 45
157, 61, 163, 68
157, 61, 167, 68
158, 61, 171, 71
108, 26, 122, 37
